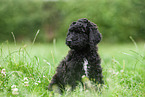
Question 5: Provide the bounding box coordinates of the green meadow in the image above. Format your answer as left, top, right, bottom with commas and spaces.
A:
0, 41, 145, 97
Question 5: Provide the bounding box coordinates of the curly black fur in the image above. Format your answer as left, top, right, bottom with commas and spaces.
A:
48, 18, 104, 93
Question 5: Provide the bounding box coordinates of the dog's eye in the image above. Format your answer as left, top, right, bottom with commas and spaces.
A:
72, 22, 76, 25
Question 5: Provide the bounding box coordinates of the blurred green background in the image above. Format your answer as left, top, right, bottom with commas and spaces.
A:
0, 0, 145, 43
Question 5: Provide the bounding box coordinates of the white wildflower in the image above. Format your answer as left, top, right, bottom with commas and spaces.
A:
107, 78, 110, 81
24, 77, 28, 81
11, 85, 16, 89
38, 80, 41, 83
116, 72, 119, 75
112, 71, 116, 75
120, 70, 124, 72
82, 75, 85, 78
1, 69, 6, 76
24, 82, 29, 86
113, 71, 119, 75
35, 83, 38, 85
11, 85, 19, 95
12, 88, 19, 95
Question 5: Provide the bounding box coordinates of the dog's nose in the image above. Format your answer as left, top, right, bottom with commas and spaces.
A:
66, 40, 72, 45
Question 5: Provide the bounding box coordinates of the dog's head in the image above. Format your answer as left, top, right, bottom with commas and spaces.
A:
66, 18, 102, 50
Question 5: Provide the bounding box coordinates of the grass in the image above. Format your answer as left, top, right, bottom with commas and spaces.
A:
0, 41, 145, 97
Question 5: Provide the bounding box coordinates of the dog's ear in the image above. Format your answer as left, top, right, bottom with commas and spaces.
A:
89, 25, 102, 47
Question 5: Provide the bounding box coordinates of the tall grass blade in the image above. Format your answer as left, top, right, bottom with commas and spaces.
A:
0, 47, 2, 57
11, 32, 16, 46
32, 29, 40, 45
0, 43, 3, 57
51, 51, 55, 66
53, 38, 56, 54
129, 36, 138, 50
29, 29, 40, 54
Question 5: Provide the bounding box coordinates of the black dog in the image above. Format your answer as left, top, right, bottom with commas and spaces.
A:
48, 18, 104, 93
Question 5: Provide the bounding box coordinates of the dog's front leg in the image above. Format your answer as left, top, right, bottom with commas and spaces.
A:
95, 65, 104, 85
48, 74, 64, 94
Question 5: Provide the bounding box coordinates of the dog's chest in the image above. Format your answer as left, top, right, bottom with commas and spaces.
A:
83, 58, 89, 77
